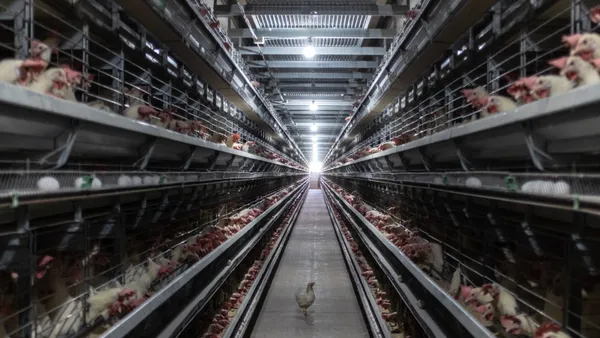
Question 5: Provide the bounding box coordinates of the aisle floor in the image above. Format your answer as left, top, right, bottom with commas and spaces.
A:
251, 189, 368, 338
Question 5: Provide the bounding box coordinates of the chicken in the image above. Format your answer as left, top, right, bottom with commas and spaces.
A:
295, 281, 315, 315
226, 133, 241, 148
461, 86, 488, 109
27, 67, 69, 95
242, 141, 257, 152
479, 95, 517, 116
0, 58, 48, 85
151, 110, 173, 129
591, 5, 600, 24
563, 33, 600, 60
507, 78, 535, 103
378, 137, 403, 151
522, 75, 574, 100
534, 322, 571, 338
123, 104, 158, 122
87, 285, 123, 324
548, 56, 600, 86
168, 119, 192, 134
481, 283, 518, 316
30, 39, 54, 64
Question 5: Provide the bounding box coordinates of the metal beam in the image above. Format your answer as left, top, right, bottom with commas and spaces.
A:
268, 82, 362, 89
228, 28, 396, 39
277, 95, 353, 101
248, 60, 378, 69
239, 47, 386, 56
260, 72, 372, 80
215, 4, 409, 16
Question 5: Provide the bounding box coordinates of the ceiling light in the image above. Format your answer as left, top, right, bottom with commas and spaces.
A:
309, 101, 318, 111
310, 123, 317, 132
304, 38, 315, 58
312, 135, 317, 142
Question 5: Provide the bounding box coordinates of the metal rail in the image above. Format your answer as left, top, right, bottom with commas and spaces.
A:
322, 181, 495, 338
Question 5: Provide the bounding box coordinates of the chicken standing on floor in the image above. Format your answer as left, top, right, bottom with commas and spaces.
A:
295, 281, 315, 316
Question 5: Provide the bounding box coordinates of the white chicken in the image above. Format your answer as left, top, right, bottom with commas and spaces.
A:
86, 285, 123, 324
295, 281, 315, 316
522, 75, 575, 99
27, 67, 69, 95
563, 33, 600, 60
480, 95, 517, 116
549, 56, 600, 86
0, 58, 48, 85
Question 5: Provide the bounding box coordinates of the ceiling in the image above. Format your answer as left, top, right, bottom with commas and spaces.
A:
218, 0, 405, 162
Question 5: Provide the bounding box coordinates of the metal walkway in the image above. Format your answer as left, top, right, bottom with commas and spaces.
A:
251, 189, 369, 338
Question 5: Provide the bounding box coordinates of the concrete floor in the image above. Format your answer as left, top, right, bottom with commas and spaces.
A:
251, 189, 369, 338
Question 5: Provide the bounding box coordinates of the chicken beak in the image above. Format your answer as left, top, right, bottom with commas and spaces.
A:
562, 34, 582, 48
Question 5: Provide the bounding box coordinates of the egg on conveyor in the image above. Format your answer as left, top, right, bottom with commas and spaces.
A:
433, 177, 444, 185
553, 181, 571, 195
465, 177, 482, 188
75, 176, 102, 189
117, 175, 133, 186
132, 176, 142, 185
142, 176, 154, 185
37, 176, 60, 191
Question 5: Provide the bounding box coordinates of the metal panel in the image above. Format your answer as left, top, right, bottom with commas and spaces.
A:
239, 46, 386, 55
228, 28, 396, 39
248, 60, 378, 68
215, 4, 408, 16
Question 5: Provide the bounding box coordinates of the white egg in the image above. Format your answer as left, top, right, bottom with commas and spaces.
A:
433, 177, 444, 185
539, 181, 555, 195
132, 176, 142, 185
465, 177, 482, 188
37, 176, 60, 191
118, 175, 133, 186
553, 181, 571, 195
91, 177, 102, 189
142, 176, 154, 185
152, 176, 161, 184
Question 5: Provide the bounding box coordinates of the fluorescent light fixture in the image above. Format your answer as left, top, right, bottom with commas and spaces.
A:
310, 123, 318, 131
309, 101, 318, 111
303, 45, 315, 58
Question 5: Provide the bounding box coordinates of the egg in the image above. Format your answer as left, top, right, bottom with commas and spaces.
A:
142, 176, 154, 185
465, 177, 482, 188
117, 175, 133, 186
433, 177, 444, 185
132, 176, 142, 185
553, 181, 571, 195
37, 176, 60, 191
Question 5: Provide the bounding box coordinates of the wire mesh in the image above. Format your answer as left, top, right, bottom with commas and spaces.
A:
326, 177, 600, 338
328, 0, 594, 171
0, 176, 303, 337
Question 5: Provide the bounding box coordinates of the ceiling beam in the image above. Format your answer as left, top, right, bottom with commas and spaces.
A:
248, 60, 378, 69
268, 82, 362, 89
227, 28, 396, 39
260, 72, 372, 80
215, 4, 409, 16
284, 100, 354, 106
239, 46, 386, 56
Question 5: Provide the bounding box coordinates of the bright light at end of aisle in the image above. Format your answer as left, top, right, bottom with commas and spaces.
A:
309, 102, 318, 111
303, 45, 315, 58
310, 123, 317, 131
309, 161, 322, 172
312, 135, 317, 142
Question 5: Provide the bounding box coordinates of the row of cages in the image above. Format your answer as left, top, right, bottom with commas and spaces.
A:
323, 176, 600, 338
0, 0, 303, 167
327, 0, 596, 169
0, 175, 305, 338
121, 0, 298, 154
